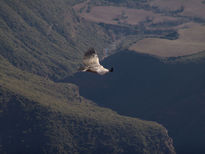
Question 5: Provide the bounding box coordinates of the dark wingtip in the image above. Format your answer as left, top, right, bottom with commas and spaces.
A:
85, 48, 96, 56
109, 67, 114, 72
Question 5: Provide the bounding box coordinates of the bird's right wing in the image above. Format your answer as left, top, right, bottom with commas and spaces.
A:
83, 48, 100, 67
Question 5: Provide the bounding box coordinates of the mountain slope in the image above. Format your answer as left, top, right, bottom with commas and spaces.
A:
0, 0, 110, 80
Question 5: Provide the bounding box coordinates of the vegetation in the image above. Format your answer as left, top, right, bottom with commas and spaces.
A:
0, 0, 111, 80
1, 0, 204, 153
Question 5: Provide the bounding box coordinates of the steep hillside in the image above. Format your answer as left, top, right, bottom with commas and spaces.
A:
0, 0, 110, 80
63, 50, 205, 154
0, 55, 175, 153
0, 88, 175, 154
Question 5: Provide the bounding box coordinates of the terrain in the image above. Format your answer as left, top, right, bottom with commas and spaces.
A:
0, 0, 177, 153
0, 0, 111, 80
1, 0, 205, 153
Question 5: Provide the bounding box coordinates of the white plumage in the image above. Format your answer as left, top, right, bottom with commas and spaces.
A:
79, 48, 113, 75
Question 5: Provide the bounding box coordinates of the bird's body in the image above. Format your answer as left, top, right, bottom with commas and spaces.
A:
79, 48, 113, 75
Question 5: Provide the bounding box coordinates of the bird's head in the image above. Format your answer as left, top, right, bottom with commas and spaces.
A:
109, 67, 114, 72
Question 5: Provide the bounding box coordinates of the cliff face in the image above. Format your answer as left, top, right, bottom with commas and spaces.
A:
0, 86, 175, 154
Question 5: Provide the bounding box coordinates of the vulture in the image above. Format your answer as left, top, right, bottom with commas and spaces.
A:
79, 48, 113, 75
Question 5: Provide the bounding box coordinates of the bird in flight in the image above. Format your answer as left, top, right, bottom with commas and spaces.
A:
79, 48, 113, 75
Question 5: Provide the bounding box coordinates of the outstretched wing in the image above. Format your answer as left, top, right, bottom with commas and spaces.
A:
83, 48, 100, 68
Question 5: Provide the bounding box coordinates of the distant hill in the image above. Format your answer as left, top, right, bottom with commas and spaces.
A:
74, 0, 205, 58
63, 50, 205, 154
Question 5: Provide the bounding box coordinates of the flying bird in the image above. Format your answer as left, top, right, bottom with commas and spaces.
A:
79, 48, 113, 75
